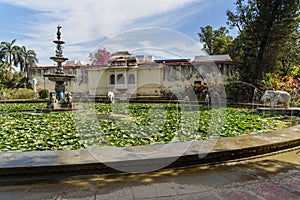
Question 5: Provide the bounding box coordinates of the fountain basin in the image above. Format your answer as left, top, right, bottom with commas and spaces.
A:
50, 56, 68, 63
36, 107, 82, 113
53, 40, 65, 45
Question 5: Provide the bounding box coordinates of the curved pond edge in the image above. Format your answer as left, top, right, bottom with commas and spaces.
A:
0, 124, 299, 185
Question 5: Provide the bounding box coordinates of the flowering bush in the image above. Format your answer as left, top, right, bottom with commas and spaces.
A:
260, 73, 300, 105
260, 73, 299, 93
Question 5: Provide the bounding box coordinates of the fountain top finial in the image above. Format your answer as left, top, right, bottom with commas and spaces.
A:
56, 25, 62, 41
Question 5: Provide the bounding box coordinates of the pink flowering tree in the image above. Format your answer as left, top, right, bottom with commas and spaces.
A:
89, 48, 111, 65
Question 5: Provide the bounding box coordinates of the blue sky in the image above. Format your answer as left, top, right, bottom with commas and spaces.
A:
0, 0, 237, 65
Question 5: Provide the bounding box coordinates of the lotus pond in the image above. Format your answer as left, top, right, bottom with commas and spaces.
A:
0, 102, 292, 152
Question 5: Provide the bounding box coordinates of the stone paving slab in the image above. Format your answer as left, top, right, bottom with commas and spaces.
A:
0, 125, 299, 178
1, 166, 300, 199
1, 144, 300, 199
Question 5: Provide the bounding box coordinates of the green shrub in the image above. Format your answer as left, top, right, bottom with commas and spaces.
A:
0, 84, 8, 100
7, 88, 34, 99
39, 89, 49, 99
11, 88, 34, 99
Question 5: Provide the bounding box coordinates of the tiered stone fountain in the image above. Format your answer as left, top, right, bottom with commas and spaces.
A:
38, 25, 77, 112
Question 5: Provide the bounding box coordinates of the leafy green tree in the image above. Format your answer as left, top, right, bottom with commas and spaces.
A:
277, 30, 300, 76
0, 60, 14, 72
227, 0, 300, 84
198, 25, 233, 55
0, 66, 24, 88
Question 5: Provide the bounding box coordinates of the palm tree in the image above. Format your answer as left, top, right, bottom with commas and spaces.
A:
0, 39, 19, 66
0, 47, 5, 61
18, 46, 38, 77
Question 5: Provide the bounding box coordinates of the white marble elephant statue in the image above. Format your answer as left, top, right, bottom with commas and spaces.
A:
108, 91, 115, 104
261, 90, 291, 109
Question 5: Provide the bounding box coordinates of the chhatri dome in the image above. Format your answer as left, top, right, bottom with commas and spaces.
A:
108, 51, 139, 67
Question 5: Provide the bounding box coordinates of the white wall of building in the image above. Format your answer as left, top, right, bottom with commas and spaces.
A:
28, 54, 236, 99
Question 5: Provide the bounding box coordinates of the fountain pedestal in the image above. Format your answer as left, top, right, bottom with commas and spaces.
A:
38, 25, 78, 112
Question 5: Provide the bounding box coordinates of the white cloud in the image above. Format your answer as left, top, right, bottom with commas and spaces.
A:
98, 28, 205, 60
1, 0, 206, 65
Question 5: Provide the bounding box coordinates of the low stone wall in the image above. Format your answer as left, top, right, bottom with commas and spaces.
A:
257, 108, 300, 117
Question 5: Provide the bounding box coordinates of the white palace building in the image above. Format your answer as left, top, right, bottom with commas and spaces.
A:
28, 51, 236, 100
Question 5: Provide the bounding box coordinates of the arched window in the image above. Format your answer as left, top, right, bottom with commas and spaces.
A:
117, 74, 125, 84
128, 74, 135, 84
110, 74, 115, 85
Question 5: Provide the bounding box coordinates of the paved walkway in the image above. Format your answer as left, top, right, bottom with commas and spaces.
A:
0, 147, 300, 199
